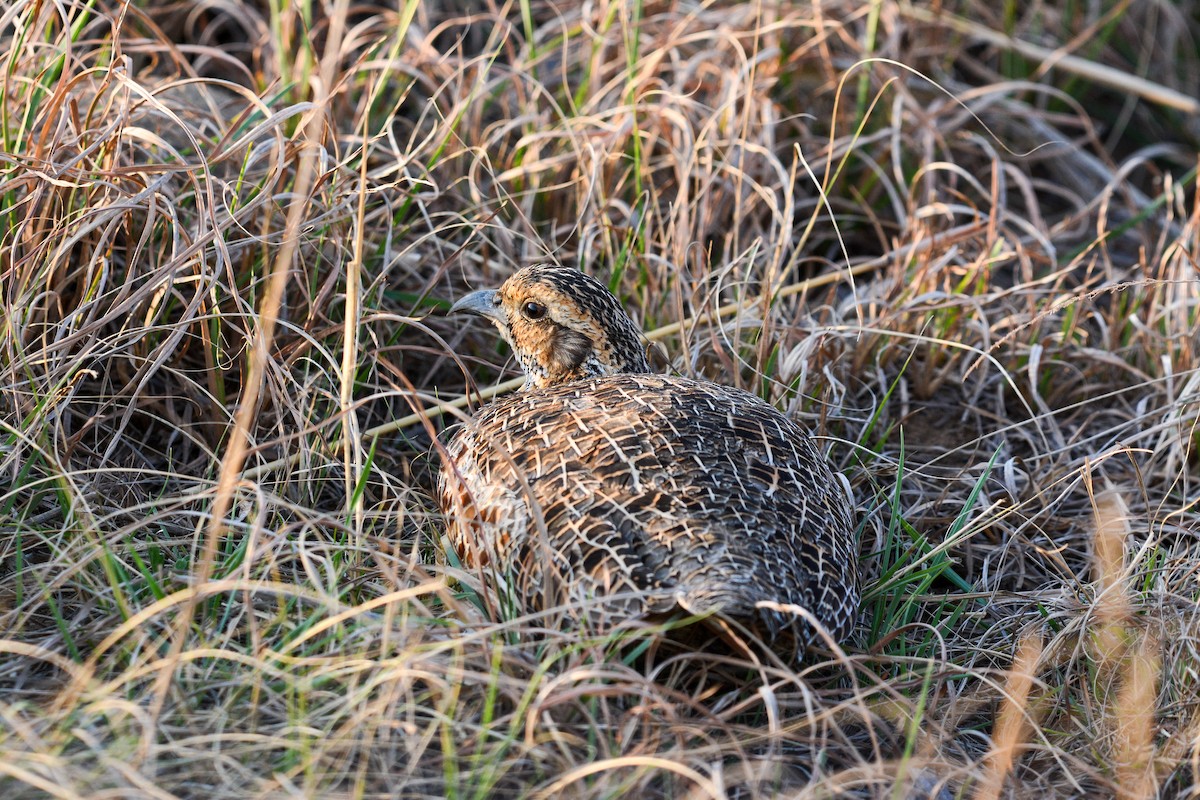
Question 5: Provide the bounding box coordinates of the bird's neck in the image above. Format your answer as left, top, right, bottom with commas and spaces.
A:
517, 323, 651, 390
520, 353, 615, 390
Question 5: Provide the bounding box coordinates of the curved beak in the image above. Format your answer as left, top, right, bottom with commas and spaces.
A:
449, 288, 505, 324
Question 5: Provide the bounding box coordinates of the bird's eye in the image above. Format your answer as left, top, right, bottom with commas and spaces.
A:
522, 301, 547, 320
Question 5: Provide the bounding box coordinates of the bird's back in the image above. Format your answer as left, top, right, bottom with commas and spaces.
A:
439, 373, 858, 647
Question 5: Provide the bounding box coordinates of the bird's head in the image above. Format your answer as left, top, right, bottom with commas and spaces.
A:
449, 265, 651, 389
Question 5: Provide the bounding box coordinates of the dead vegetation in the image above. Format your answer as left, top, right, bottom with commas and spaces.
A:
1, 0, 1198, 797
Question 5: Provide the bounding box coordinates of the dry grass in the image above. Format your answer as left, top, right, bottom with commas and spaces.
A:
2, 0, 1199, 797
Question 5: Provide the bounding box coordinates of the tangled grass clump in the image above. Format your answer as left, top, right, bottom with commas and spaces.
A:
1, 0, 1198, 797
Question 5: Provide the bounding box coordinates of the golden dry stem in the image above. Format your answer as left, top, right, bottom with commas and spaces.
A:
1112, 632, 1162, 800
1091, 488, 1134, 667
977, 631, 1045, 800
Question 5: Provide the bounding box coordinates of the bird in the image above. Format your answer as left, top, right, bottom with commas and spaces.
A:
437, 265, 859, 655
